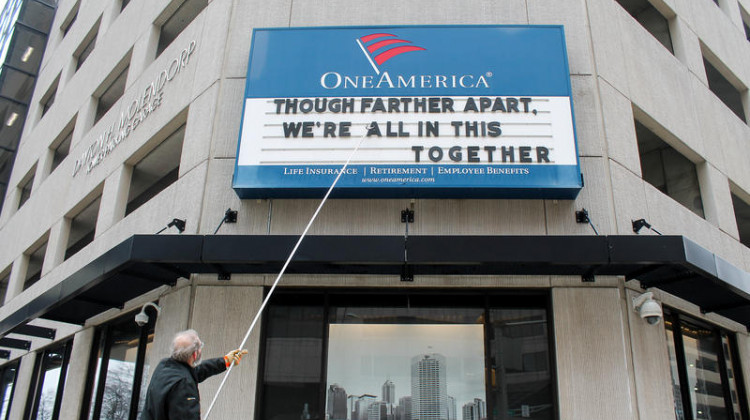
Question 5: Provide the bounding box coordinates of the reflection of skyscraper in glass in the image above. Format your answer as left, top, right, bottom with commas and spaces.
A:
447, 396, 456, 420
383, 379, 396, 404
354, 394, 377, 420
461, 399, 486, 420
327, 384, 348, 420
397, 396, 412, 420
411, 353, 448, 420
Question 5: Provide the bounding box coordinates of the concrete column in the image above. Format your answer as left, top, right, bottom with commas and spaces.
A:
96, 165, 132, 233
190, 285, 263, 419
7, 352, 38, 420
625, 289, 676, 420
697, 162, 738, 236
669, 17, 706, 83
5, 256, 29, 302
129, 26, 160, 82
553, 287, 636, 420
58, 328, 95, 419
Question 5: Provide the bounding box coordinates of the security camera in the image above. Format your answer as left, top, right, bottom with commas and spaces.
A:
632, 292, 663, 325
134, 302, 162, 327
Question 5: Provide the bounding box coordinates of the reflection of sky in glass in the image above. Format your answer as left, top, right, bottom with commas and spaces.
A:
0, 382, 12, 419
327, 324, 485, 408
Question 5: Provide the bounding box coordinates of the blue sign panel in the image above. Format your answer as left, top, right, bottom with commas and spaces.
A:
234, 25, 582, 199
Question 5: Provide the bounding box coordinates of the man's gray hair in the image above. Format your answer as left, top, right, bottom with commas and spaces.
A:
171, 329, 202, 363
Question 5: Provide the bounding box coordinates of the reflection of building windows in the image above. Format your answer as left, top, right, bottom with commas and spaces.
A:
0, 360, 19, 420
664, 311, 749, 419
258, 291, 554, 420
81, 310, 156, 420
24, 340, 73, 420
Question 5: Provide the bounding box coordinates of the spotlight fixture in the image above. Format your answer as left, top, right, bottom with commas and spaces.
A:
632, 218, 662, 235
632, 292, 663, 325
134, 302, 162, 327
155, 218, 187, 234
575, 208, 599, 235
213, 208, 238, 234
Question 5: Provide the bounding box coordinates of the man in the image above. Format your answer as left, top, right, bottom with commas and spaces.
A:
140, 329, 247, 420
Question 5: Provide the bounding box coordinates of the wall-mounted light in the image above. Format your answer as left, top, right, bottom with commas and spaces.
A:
632, 218, 662, 235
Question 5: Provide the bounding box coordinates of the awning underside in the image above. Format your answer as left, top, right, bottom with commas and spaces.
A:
1, 234, 748, 339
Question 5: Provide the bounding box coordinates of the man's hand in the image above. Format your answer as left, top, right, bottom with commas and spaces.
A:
224, 349, 248, 367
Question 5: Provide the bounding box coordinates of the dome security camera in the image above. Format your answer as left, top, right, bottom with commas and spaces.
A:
632, 292, 663, 325
134, 302, 162, 327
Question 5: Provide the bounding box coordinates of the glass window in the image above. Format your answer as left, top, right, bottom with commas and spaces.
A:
0, 360, 19, 420
83, 309, 156, 420
741, 6, 750, 42
25, 341, 73, 420
664, 311, 749, 419
121, 0, 131, 12
156, 0, 207, 56
635, 119, 705, 218
258, 291, 555, 420
125, 124, 184, 216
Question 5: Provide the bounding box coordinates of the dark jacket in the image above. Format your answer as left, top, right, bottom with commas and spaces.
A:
139, 357, 226, 420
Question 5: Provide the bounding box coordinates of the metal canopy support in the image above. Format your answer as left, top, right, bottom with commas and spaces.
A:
10, 324, 55, 339
0, 337, 30, 350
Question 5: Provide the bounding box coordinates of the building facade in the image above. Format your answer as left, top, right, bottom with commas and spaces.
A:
0, 0, 749, 420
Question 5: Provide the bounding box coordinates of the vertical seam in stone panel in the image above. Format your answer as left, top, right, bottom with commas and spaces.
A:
583, 0, 618, 235
620, 285, 642, 420
288, 0, 294, 27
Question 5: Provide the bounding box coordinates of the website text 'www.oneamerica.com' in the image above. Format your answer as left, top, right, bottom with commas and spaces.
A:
361, 176, 436, 183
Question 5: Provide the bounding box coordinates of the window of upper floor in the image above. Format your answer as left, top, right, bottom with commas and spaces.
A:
39, 75, 60, 119
125, 123, 185, 216
23, 236, 48, 291
16, 164, 36, 210
664, 310, 749, 419
59, 1, 80, 39
156, 0, 207, 57
615, 0, 674, 53
634, 116, 705, 218
702, 47, 747, 123
65, 194, 101, 261
74, 20, 100, 72
121, 0, 131, 12
24, 340, 73, 420
731, 190, 750, 248
741, 6, 750, 42
48, 117, 76, 175
0, 267, 9, 307
94, 58, 130, 124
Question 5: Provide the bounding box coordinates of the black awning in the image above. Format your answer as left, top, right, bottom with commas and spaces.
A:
0, 234, 747, 337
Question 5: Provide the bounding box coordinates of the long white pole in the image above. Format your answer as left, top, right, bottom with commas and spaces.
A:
203, 126, 371, 420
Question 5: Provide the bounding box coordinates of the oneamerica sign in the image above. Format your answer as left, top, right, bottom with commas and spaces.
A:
233, 26, 582, 198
